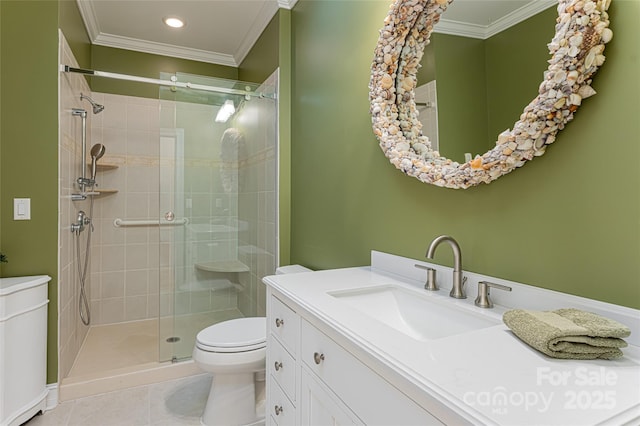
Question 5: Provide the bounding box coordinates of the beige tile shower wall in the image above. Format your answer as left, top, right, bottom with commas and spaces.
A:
58, 33, 93, 379
88, 94, 242, 326
88, 92, 162, 325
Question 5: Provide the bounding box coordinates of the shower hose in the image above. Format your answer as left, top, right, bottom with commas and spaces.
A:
74, 195, 94, 326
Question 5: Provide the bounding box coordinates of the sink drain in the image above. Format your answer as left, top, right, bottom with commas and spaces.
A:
166, 336, 181, 343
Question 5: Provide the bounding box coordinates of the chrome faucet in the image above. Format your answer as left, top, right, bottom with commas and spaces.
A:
426, 235, 467, 299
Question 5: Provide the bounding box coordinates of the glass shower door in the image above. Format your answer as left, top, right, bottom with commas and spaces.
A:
158, 72, 278, 362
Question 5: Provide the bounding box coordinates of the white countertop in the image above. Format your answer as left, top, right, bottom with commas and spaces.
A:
263, 254, 640, 425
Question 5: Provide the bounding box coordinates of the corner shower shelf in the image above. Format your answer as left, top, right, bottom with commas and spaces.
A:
93, 189, 118, 196
194, 260, 250, 273
87, 163, 119, 171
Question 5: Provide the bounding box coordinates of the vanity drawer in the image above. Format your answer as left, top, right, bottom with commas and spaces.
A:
269, 379, 296, 426
269, 296, 299, 356
300, 319, 443, 425
269, 338, 296, 402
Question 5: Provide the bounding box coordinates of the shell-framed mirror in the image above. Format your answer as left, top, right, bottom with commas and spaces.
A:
369, 0, 613, 189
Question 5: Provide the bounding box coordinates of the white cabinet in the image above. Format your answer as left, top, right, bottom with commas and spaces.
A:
266, 291, 444, 426
300, 367, 362, 426
267, 296, 299, 425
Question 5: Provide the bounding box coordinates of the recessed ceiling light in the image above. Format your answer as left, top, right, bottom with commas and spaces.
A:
163, 17, 185, 29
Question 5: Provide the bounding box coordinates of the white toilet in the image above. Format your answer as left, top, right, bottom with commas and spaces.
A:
193, 264, 311, 426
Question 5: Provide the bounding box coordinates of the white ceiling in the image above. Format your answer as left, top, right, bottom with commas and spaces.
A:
77, 0, 556, 68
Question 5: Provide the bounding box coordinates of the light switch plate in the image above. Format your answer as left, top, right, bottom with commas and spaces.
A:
14, 198, 31, 220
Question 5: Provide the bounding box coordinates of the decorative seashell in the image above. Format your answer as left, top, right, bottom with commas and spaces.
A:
517, 139, 533, 150
534, 136, 546, 151
583, 1, 596, 14
569, 34, 583, 47
567, 70, 579, 85
569, 93, 582, 106
553, 70, 567, 84
578, 85, 597, 98
470, 157, 483, 169
533, 146, 547, 157
568, 45, 580, 58
400, 78, 414, 91
584, 47, 597, 68
381, 73, 393, 89
553, 97, 566, 109
497, 130, 511, 145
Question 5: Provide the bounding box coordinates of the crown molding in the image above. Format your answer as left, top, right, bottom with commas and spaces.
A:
434, 20, 487, 39
76, 0, 100, 42
277, 0, 298, 10
77, 0, 288, 67
93, 33, 238, 67
234, 0, 280, 66
435, 0, 556, 39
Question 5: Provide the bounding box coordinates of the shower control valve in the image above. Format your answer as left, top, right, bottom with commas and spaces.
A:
77, 177, 96, 186
71, 210, 91, 234
71, 210, 90, 234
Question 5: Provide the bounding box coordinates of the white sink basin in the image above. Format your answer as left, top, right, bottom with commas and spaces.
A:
329, 285, 499, 341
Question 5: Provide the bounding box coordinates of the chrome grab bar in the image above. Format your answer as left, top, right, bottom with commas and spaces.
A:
113, 218, 189, 228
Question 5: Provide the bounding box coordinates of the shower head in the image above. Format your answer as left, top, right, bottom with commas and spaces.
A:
80, 93, 105, 114
90, 143, 106, 182
91, 143, 106, 160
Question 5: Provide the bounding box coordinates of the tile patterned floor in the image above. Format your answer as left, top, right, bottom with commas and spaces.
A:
27, 374, 211, 426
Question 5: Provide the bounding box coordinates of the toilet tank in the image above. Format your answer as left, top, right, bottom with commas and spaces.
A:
0, 275, 50, 426
275, 265, 312, 275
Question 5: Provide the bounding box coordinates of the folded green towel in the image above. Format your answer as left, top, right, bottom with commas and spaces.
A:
503, 308, 631, 360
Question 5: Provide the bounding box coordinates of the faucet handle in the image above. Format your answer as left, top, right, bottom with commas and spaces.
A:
415, 264, 438, 291
474, 281, 512, 308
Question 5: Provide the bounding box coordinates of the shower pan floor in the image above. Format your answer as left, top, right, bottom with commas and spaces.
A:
68, 319, 158, 378
62, 309, 242, 400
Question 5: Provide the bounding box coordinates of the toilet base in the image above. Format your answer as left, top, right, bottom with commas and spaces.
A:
201, 372, 265, 426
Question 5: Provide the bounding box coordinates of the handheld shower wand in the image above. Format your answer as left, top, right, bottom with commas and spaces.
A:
90, 143, 106, 184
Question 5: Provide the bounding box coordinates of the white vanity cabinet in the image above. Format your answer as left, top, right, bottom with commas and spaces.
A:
268, 296, 298, 425
266, 291, 444, 426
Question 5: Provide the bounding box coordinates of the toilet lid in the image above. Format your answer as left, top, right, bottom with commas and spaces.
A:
196, 317, 266, 352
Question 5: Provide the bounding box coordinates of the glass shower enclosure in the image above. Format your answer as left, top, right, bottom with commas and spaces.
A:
157, 72, 278, 362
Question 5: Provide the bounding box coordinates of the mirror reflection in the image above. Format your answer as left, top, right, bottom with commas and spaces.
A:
417, 5, 557, 162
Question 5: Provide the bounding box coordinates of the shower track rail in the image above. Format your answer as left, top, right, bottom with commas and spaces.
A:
61, 65, 276, 99
113, 218, 189, 228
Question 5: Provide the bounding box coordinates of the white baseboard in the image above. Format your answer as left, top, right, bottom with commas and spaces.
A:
45, 383, 58, 410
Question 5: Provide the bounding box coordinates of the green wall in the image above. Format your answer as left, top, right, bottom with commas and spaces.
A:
90, 46, 238, 99
239, 12, 280, 84
433, 34, 487, 162
239, 9, 293, 266
58, 0, 91, 68
290, 0, 640, 309
277, 10, 293, 266
485, 7, 556, 148
0, 1, 60, 383
422, 7, 556, 163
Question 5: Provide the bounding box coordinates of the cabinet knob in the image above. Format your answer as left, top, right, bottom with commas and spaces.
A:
274, 405, 284, 416
275, 318, 284, 328
313, 352, 325, 365
274, 361, 283, 371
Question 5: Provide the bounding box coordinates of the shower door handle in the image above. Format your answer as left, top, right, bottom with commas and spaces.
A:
164, 211, 175, 221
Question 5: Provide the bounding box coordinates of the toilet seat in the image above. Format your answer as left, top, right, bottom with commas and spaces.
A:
196, 317, 266, 353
